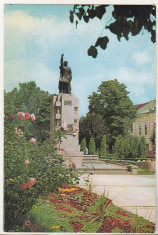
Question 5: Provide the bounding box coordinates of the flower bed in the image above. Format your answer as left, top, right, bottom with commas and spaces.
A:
21, 184, 155, 233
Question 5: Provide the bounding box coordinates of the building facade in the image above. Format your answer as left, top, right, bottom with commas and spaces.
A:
130, 100, 156, 152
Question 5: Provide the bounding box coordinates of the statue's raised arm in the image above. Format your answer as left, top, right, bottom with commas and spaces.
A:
60, 54, 64, 67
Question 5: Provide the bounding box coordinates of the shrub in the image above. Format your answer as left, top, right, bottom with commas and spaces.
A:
4, 112, 79, 231
139, 135, 147, 159
81, 138, 87, 155
88, 137, 96, 155
113, 135, 140, 161
99, 135, 106, 157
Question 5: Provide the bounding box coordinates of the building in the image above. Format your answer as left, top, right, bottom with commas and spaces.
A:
130, 100, 156, 152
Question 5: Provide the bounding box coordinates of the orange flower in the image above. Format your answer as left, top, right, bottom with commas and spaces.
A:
30, 138, 36, 144
24, 160, 30, 165
20, 183, 28, 190
27, 178, 36, 188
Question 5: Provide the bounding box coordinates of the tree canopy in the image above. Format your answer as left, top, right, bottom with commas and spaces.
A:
79, 113, 108, 150
70, 5, 156, 58
88, 79, 137, 149
4, 81, 52, 142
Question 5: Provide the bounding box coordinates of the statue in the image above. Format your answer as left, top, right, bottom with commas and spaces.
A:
59, 54, 72, 94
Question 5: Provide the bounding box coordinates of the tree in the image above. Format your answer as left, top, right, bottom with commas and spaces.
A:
81, 138, 87, 155
88, 79, 137, 150
70, 5, 156, 58
99, 135, 106, 158
139, 135, 147, 158
130, 136, 139, 160
79, 113, 108, 150
4, 81, 51, 142
88, 137, 96, 155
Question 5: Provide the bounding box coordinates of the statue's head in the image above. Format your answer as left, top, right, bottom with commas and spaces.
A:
64, 61, 68, 66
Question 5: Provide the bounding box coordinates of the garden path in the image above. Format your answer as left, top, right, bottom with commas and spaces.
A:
79, 174, 156, 224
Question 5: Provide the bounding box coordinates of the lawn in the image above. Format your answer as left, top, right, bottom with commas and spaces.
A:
20, 184, 155, 233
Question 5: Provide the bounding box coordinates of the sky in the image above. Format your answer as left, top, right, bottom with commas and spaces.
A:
4, 4, 156, 117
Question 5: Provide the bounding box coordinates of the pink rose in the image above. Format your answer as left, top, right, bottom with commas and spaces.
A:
25, 113, 30, 120
31, 227, 34, 232
17, 112, 25, 120
25, 221, 31, 227
72, 132, 77, 137
61, 121, 68, 131
72, 162, 76, 169
30, 113, 36, 122
10, 114, 15, 120
30, 138, 36, 144
24, 160, 30, 165
60, 146, 64, 151
27, 178, 36, 188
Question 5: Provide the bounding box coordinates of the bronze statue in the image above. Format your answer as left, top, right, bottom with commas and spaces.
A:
59, 54, 72, 94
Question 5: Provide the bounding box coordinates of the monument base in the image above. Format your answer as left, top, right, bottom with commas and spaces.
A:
50, 93, 83, 166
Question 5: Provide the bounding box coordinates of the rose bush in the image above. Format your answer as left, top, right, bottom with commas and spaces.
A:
4, 112, 79, 231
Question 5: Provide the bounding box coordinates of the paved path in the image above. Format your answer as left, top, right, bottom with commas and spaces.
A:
78, 174, 156, 223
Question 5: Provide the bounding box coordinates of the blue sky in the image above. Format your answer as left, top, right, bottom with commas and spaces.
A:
4, 4, 156, 117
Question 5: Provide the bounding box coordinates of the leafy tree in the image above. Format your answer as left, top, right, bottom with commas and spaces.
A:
81, 138, 87, 155
88, 137, 96, 155
130, 136, 139, 160
70, 5, 156, 58
79, 113, 108, 150
150, 129, 156, 147
88, 79, 137, 150
4, 81, 51, 142
99, 135, 106, 158
139, 135, 147, 158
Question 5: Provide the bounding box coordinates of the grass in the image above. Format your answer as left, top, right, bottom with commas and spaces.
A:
19, 184, 155, 233
137, 167, 155, 175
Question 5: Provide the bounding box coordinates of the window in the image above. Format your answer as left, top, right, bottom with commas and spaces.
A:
139, 125, 141, 135
74, 107, 78, 111
74, 119, 77, 124
145, 124, 147, 135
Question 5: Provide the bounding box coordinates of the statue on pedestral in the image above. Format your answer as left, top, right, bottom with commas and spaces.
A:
59, 54, 72, 94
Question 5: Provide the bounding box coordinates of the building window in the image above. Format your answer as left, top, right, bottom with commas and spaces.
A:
145, 124, 147, 135
139, 125, 141, 135
74, 107, 78, 111
74, 119, 77, 124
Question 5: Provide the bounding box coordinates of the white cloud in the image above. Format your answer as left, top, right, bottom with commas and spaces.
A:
131, 50, 152, 66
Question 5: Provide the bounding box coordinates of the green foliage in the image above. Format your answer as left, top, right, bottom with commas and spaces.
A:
138, 167, 155, 175
113, 135, 140, 160
130, 136, 139, 159
88, 79, 137, 150
88, 137, 96, 155
99, 135, 106, 157
139, 136, 147, 158
150, 129, 156, 146
79, 113, 108, 150
4, 90, 79, 231
29, 200, 74, 232
80, 138, 87, 155
70, 5, 156, 58
4, 81, 51, 143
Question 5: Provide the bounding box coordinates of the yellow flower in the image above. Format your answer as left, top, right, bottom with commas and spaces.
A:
50, 226, 60, 230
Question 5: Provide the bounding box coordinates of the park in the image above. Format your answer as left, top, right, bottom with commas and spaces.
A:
4, 4, 156, 234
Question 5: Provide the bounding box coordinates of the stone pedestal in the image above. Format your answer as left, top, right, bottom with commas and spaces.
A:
50, 93, 83, 166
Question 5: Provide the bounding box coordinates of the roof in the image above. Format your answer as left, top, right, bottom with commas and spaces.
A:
135, 102, 150, 110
